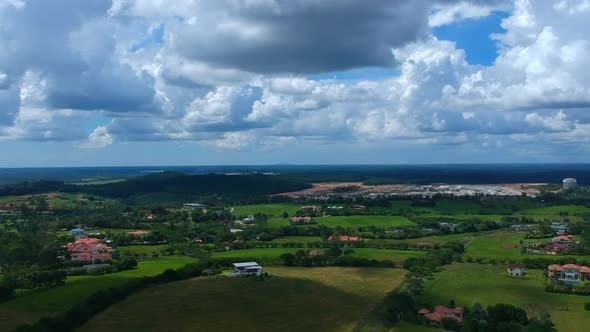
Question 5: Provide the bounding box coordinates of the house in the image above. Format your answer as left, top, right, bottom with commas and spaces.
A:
308, 250, 325, 257
353, 204, 366, 210
290, 216, 314, 224
127, 230, 150, 236
146, 214, 156, 220
327, 206, 343, 210
548, 264, 590, 282
241, 215, 256, 224
230, 228, 244, 233
328, 235, 361, 242
232, 262, 263, 276
551, 222, 569, 235
419, 306, 464, 323
67, 238, 113, 262
551, 235, 573, 244
300, 205, 317, 211
507, 263, 525, 276
546, 242, 571, 253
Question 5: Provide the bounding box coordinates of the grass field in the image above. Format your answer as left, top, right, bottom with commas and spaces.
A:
79, 267, 407, 332
270, 215, 416, 228
233, 203, 301, 217
421, 263, 590, 332
272, 236, 322, 243
464, 231, 586, 261
118, 244, 171, 256
0, 256, 195, 331
211, 247, 427, 265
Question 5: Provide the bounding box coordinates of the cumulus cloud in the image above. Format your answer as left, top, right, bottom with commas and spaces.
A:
80, 126, 114, 149
1, 0, 590, 161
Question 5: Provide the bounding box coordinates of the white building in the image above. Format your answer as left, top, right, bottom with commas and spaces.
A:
232, 262, 263, 276
563, 178, 577, 190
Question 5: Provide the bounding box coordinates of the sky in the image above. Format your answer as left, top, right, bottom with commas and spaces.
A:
1, 0, 590, 167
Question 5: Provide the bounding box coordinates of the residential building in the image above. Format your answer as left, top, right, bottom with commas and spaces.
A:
127, 230, 150, 236
232, 262, 263, 276
419, 306, 464, 323
550, 222, 569, 235
308, 250, 325, 257
551, 235, 573, 244
67, 238, 113, 262
328, 235, 360, 242
507, 263, 525, 276
290, 216, 314, 224
548, 264, 590, 281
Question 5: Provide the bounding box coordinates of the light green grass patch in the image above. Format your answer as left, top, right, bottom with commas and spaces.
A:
421, 263, 590, 332
232, 203, 301, 218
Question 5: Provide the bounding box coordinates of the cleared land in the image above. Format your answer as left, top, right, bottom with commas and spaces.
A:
79, 267, 407, 332
421, 263, 590, 332
0, 256, 195, 331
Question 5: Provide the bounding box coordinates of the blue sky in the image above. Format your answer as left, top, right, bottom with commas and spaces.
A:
1, 0, 589, 167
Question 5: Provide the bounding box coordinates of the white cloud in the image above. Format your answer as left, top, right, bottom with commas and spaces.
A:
80, 126, 114, 149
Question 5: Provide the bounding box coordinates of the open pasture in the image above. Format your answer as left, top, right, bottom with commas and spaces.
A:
232, 203, 301, 217
421, 263, 590, 332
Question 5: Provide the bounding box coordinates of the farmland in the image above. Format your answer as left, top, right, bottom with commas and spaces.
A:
78, 267, 406, 332
421, 263, 590, 332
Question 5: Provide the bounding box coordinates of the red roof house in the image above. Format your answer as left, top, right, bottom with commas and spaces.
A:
419, 306, 464, 323
67, 238, 113, 262
127, 230, 150, 236
328, 235, 361, 242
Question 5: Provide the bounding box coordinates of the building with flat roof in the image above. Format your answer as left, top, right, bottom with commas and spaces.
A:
232, 262, 263, 276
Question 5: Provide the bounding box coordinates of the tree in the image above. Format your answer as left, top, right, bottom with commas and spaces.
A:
441, 317, 462, 331
282, 211, 289, 218
279, 253, 295, 266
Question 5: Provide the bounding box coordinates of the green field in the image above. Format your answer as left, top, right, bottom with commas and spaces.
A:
421, 263, 590, 332
79, 267, 407, 332
270, 215, 416, 228
0, 256, 195, 331
272, 236, 322, 243
118, 244, 171, 256
464, 231, 587, 261
232, 203, 301, 217
211, 247, 426, 265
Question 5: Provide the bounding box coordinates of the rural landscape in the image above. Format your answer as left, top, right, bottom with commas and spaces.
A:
2, 0, 590, 331
1, 166, 590, 332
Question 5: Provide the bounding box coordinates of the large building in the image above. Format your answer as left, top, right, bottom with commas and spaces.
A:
563, 178, 577, 190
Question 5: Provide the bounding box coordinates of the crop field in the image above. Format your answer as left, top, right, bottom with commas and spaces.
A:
232, 203, 301, 217
421, 263, 590, 332
79, 267, 407, 332
210, 247, 426, 265
0, 256, 195, 331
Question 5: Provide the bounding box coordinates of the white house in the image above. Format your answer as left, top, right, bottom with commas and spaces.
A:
232, 262, 263, 276
507, 263, 525, 276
